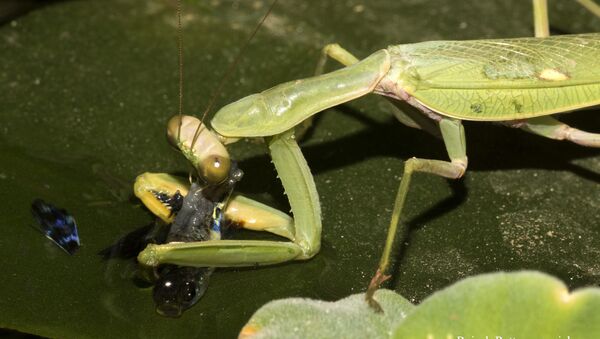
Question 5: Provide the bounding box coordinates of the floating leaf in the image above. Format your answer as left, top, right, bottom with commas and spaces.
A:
242, 271, 600, 339
395, 271, 600, 338
240, 289, 413, 339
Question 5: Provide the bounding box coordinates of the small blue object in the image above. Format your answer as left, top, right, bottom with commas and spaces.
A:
211, 207, 224, 235
31, 199, 80, 254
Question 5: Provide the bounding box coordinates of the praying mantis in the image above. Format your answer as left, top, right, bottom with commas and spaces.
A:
134, 0, 600, 312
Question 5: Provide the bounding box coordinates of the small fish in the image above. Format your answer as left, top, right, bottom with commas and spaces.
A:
31, 199, 80, 254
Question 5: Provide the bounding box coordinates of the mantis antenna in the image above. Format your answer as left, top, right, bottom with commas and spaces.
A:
176, 0, 184, 142
187, 0, 278, 148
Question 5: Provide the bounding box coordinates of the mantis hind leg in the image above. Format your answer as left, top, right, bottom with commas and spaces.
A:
533, 0, 600, 38
577, 0, 600, 18
365, 118, 468, 312
532, 0, 550, 38
516, 116, 600, 148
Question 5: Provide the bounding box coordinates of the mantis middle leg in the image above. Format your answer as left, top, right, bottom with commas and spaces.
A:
362, 118, 467, 311
313, 44, 467, 310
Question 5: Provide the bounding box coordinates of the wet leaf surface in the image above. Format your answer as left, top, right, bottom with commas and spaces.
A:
0, 0, 599, 337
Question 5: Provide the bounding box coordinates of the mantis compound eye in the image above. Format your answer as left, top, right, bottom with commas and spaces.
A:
200, 154, 230, 184
167, 115, 231, 184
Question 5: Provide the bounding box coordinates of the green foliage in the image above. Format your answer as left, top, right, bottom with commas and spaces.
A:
240, 289, 413, 339
242, 272, 600, 339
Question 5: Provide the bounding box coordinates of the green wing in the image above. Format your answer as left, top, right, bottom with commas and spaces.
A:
390, 33, 600, 121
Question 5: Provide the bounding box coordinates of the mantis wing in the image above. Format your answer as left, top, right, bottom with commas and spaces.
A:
392, 33, 600, 121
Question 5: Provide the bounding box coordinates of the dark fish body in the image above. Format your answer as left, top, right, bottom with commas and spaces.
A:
153, 163, 243, 317
167, 163, 243, 243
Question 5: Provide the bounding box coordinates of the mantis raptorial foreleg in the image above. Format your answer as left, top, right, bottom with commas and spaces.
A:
134, 172, 295, 240
225, 195, 295, 240
138, 128, 322, 267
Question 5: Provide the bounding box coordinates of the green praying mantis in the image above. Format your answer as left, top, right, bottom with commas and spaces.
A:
134, 0, 600, 312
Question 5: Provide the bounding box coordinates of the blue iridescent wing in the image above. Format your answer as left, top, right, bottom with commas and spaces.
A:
31, 199, 81, 255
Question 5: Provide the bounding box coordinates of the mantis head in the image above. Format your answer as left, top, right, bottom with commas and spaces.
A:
167, 115, 231, 184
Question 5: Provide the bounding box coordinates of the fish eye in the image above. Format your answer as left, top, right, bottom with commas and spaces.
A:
181, 281, 197, 303
230, 168, 244, 183
153, 274, 182, 318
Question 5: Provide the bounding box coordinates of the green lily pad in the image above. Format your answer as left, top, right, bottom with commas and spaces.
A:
395, 271, 600, 338
241, 271, 600, 339
240, 289, 413, 339
0, 0, 599, 338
